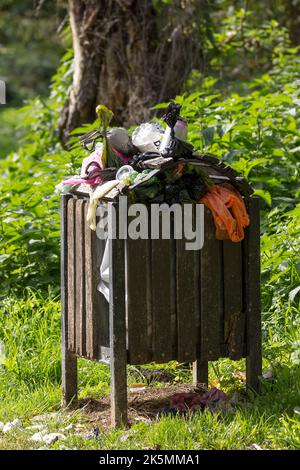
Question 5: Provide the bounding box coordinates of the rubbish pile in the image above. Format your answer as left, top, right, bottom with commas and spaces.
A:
58, 102, 252, 242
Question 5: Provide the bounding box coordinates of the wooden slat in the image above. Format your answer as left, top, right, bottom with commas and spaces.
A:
223, 240, 244, 359
75, 199, 86, 356
151, 232, 176, 363
176, 203, 200, 362
109, 202, 128, 427
67, 197, 76, 352
192, 360, 208, 386
245, 197, 262, 392
61, 195, 77, 404
84, 202, 100, 360
126, 235, 152, 365
200, 207, 223, 360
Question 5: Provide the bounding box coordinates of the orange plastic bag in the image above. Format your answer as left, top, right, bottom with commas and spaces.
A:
200, 183, 250, 242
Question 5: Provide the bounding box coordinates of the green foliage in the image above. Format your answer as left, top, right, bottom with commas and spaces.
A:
211, 11, 291, 84
0, 2, 299, 450
168, 52, 300, 205
0, 49, 75, 295
261, 205, 300, 363
0, 107, 23, 158
0, 0, 67, 105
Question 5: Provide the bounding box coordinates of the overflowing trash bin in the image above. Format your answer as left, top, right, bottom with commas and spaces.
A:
60, 103, 261, 427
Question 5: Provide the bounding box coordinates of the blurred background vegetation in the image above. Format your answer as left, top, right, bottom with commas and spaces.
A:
0, 0, 299, 449
0, 0, 67, 157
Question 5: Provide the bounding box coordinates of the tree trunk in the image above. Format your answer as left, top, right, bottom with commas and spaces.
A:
59, 0, 204, 143
286, 0, 300, 46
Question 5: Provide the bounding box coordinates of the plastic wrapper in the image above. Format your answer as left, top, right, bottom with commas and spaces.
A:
107, 128, 135, 157
132, 122, 164, 153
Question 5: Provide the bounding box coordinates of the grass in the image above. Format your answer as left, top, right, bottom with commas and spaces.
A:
0, 292, 300, 450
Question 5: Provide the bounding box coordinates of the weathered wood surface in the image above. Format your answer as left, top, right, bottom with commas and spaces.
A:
223, 240, 244, 359
61, 195, 77, 405
126, 233, 152, 364
151, 225, 176, 363
67, 198, 76, 352
75, 199, 86, 356
138, 156, 174, 170
63, 196, 260, 378
84, 202, 100, 360
200, 207, 224, 360
176, 204, 200, 362
193, 360, 208, 386
109, 203, 128, 427
245, 197, 262, 392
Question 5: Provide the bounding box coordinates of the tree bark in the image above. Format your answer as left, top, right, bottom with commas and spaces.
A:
286, 0, 300, 46
60, 0, 204, 143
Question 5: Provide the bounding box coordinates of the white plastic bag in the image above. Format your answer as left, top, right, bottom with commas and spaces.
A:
132, 122, 164, 153
98, 238, 110, 302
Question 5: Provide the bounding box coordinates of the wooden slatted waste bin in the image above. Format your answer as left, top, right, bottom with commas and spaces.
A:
60, 191, 261, 427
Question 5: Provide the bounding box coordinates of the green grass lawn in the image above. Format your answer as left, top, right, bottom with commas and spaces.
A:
0, 292, 300, 450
